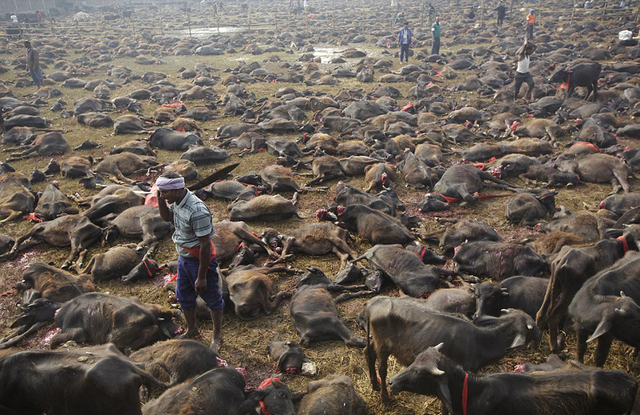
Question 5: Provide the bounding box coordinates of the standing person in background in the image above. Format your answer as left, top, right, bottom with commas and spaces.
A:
398, 21, 412, 63
431, 17, 441, 55
526, 9, 535, 39
394, 10, 405, 26
514, 38, 536, 101
156, 172, 224, 353
10, 14, 18, 27
496, 1, 506, 25
25, 41, 43, 91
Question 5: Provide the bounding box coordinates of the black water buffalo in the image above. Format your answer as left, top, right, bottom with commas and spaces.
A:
472, 276, 548, 319
228, 194, 299, 222
142, 368, 295, 415
569, 251, 640, 366
454, 241, 547, 280
34, 183, 78, 221
0, 344, 167, 415
50, 292, 180, 352
536, 238, 627, 354
388, 344, 637, 415
364, 296, 540, 405
353, 244, 450, 298
549, 61, 601, 101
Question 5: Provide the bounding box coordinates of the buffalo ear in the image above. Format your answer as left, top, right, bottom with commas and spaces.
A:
508, 333, 526, 349
437, 378, 454, 414
587, 313, 613, 343
603, 228, 623, 238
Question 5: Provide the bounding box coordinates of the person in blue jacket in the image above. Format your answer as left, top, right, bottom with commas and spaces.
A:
398, 21, 412, 63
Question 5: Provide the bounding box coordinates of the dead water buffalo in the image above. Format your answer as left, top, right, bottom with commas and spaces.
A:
454, 241, 547, 280
353, 244, 450, 297
600, 192, 640, 216
0, 173, 35, 223
61, 156, 94, 179
17, 262, 95, 302
34, 183, 78, 221
433, 219, 502, 256
298, 375, 367, 415
423, 288, 476, 316
505, 191, 557, 226
557, 153, 634, 193
261, 223, 357, 269
539, 212, 601, 242
5, 132, 69, 162
334, 182, 403, 216
104, 205, 172, 250
77, 111, 114, 128
536, 238, 627, 354
180, 145, 229, 165
75, 244, 141, 282
472, 276, 548, 319
418, 164, 517, 211
212, 220, 278, 262
569, 251, 640, 366
73, 97, 112, 115
267, 339, 308, 375
0, 344, 167, 415
129, 339, 219, 383
6, 214, 103, 268
149, 127, 203, 151
225, 265, 292, 320
332, 204, 413, 245
228, 194, 299, 222
202, 180, 258, 202
81, 187, 144, 222
364, 296, 540, 405
388, 344, 637, 415
549, 61, 602, 101
142, 368, 295, 415
50, 292, 180, 351
290, 285, 366, 347
96, 153, 158, 184
114, 115, 152, 134
4, 114, 47, 130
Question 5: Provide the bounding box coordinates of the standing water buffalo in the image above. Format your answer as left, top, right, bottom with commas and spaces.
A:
549, 61, 601, 101
388, 344, 638, 415
364, 296, 540, 405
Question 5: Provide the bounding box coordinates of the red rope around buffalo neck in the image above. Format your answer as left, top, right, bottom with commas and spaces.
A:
462, 372, 469, 415
258, 377, 282, 415
618, 236, 629, 254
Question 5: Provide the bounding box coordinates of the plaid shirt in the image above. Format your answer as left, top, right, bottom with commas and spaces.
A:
170, 190, 215, 258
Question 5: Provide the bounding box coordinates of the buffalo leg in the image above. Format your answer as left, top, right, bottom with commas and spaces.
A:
379, 350, 391, 407
234, 227, 278, 258
594, 333, 614, 367
366, 343, 380, 391
50, 327, 86, 349
576, 329, 589, 363
0, 209, 26, 224
0, 322, 47, 349
612, 170, 631, 193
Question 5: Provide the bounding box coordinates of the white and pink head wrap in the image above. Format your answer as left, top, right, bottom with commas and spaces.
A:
156, 176, 185, 191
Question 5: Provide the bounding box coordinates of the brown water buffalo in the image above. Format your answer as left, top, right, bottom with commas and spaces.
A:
17, 262, 95, 302
96, 153, 158, 184
334, 182, 404, 216
364, 296, 540, 406
290, 285, 366, 347
364, 162, 395, 193
34, 183, 78, 221
266, 339, 308, 375
261, 223, 357, 269
228, 194, 299, 222
0, 173, 35, 223
61, 155, 94, 178
331, 204, 414, 245
75, 244, 142, 282
536, 238, 627, 354
5, 132, 69, 162
142, 368, 295, 415
556, 153, 634, 193
0, 344, 167, 415
427, 219, 502, 256
129, 339, 219, 383
212, 220, 278, 263
50, 292, 180, 351
388, 344, 637, 415
5, 214, 103, 268
114, 115, 152, 134
298, 375, 367, 415
224, 265, 293, 320
104, 205, 172, 251
505, 190, 557, 226
81, 186, 144, 222
110, 139, 157, 156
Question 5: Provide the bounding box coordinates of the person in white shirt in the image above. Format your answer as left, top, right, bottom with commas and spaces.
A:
10, 14, 18, 26
514, 39, 536, 101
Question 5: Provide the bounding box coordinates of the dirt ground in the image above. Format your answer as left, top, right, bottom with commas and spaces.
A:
1, 1, 640, 414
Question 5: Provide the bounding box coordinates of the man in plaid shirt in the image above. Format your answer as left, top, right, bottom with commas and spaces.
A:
157, 172, 223, 352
